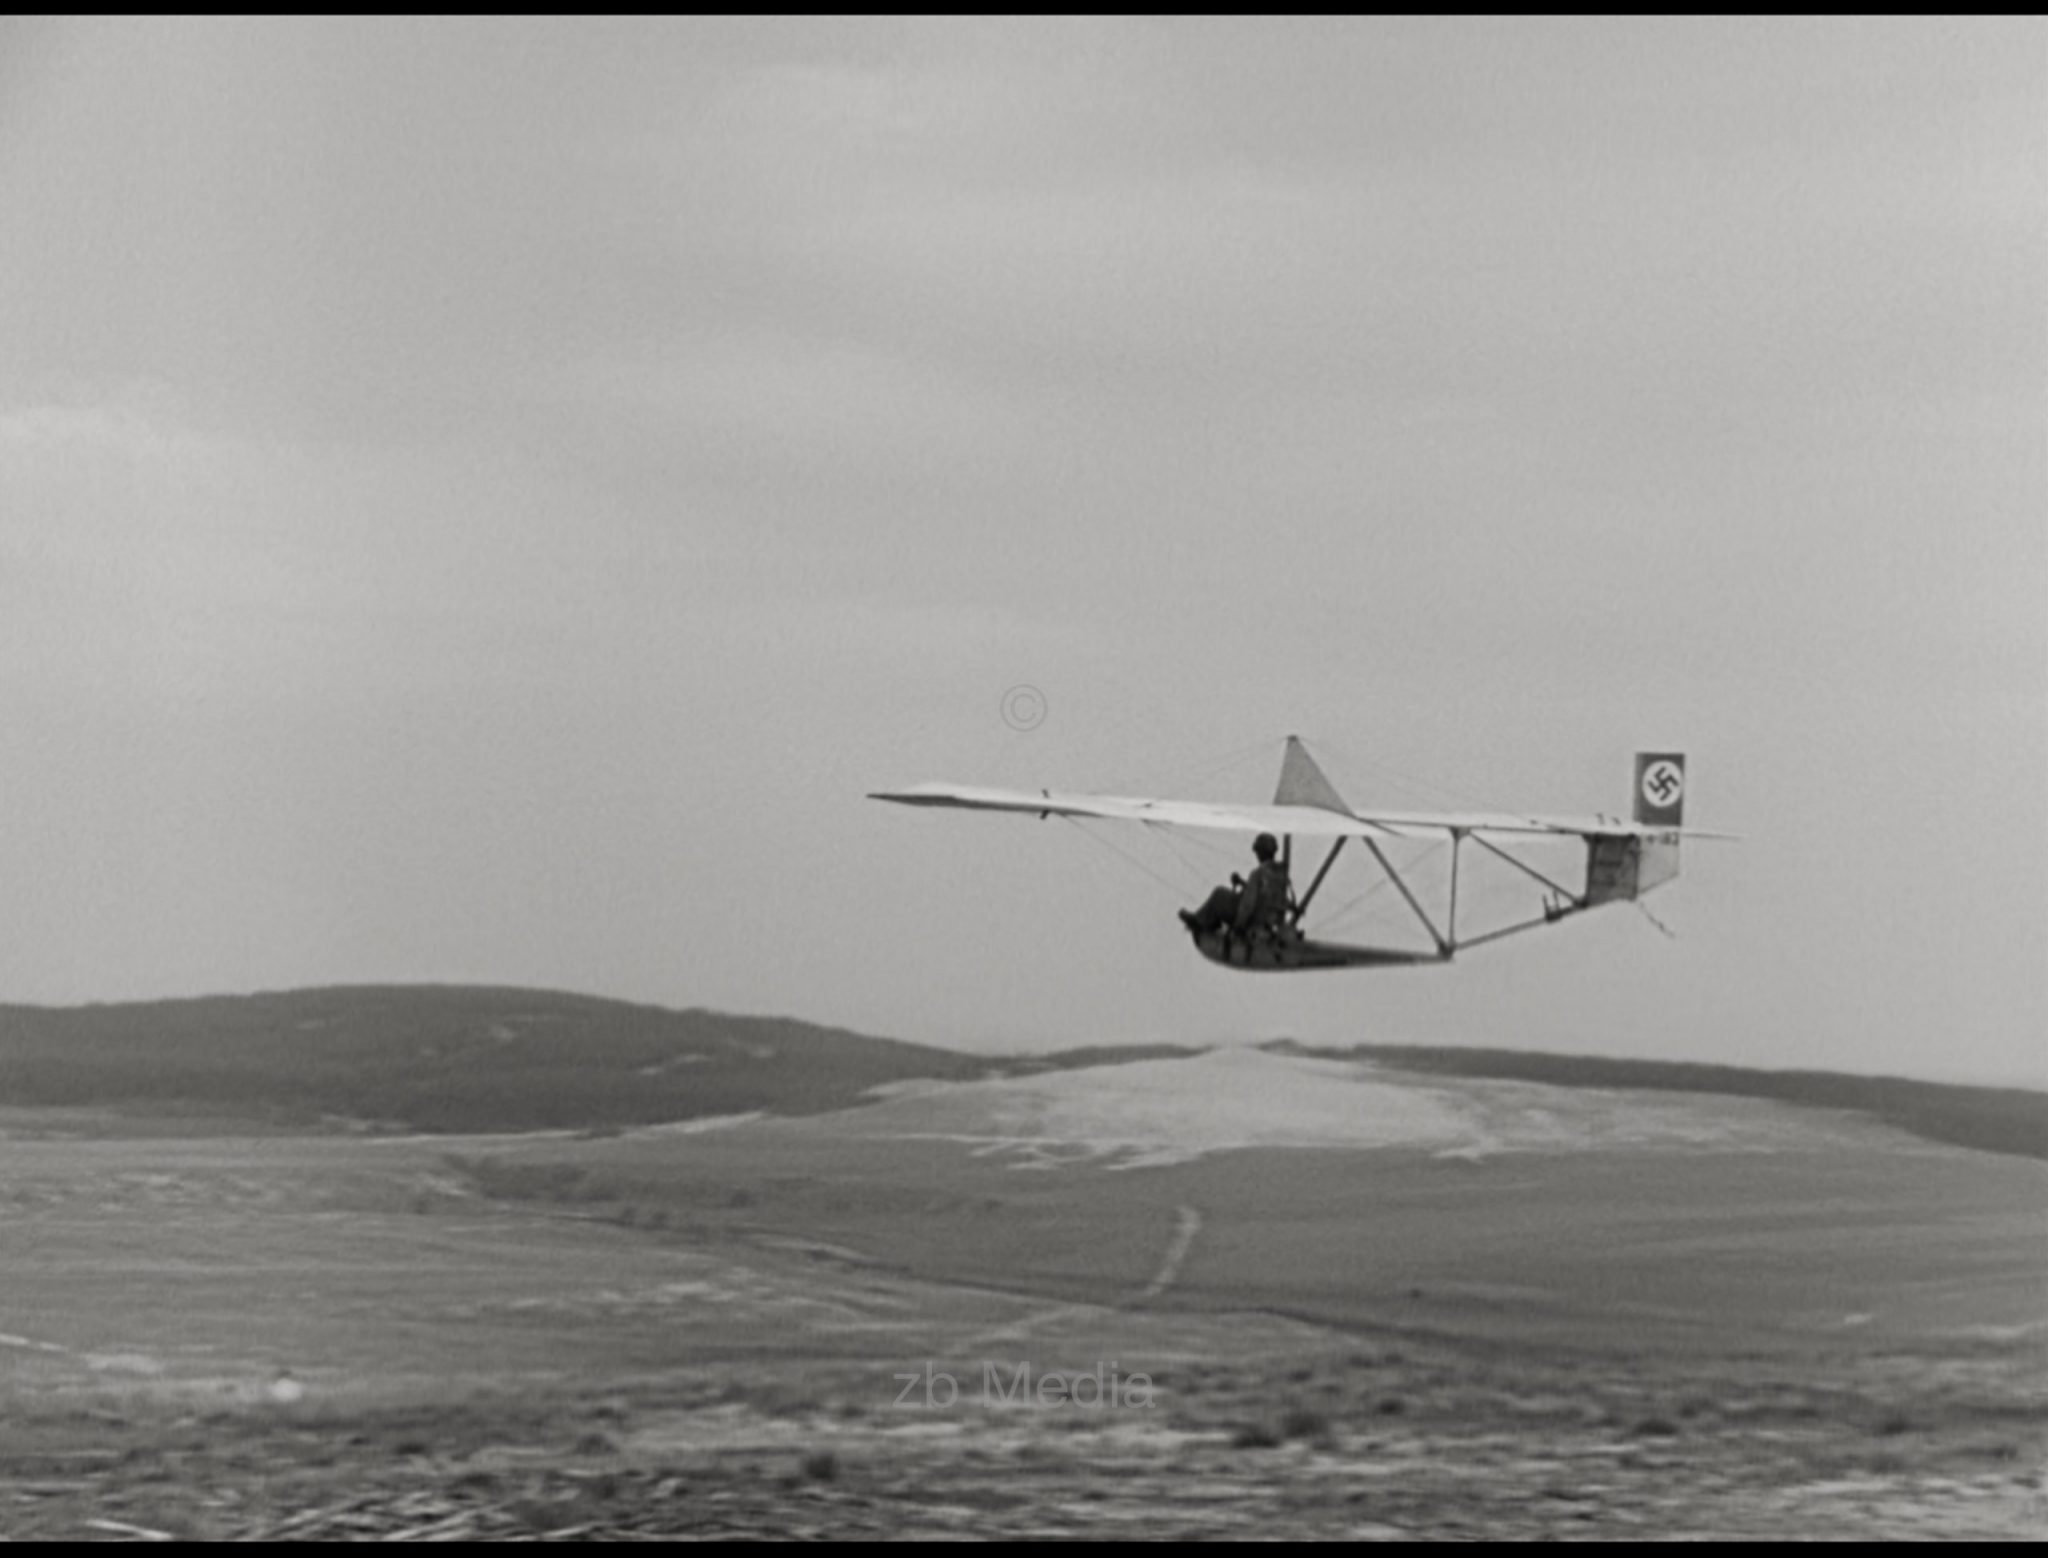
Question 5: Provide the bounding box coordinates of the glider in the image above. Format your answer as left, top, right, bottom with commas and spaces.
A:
869, 738, 1731, 972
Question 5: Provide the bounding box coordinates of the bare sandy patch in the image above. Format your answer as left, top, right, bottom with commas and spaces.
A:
847, 1047, 1912, 1167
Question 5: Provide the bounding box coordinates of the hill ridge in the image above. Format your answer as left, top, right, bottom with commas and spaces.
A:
1271, 1040, 2047, 1161
0, 986, 2039, 1158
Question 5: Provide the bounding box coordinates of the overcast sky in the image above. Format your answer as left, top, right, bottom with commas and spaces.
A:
2, 18, 2041, 1085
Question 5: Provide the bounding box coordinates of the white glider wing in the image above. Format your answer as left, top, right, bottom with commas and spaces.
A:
868, 784, 1733, 843
1343, 808, 1740, 842
866, 783, 1407, 839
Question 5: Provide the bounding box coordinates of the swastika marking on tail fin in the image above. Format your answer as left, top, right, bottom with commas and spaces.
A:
1641, 760, 1684, 808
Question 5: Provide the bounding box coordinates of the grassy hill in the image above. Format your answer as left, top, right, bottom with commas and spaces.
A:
2, 986, 2038, 1158
1271, 1041, 2048, 1161
0, 986, 995, 1133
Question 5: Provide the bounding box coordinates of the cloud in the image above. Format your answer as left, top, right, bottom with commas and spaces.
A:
645, 23, 2044, 418
570, 331, 1032, 483
0, 383, 227, 465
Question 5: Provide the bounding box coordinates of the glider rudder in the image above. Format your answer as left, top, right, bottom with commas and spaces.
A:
1633, 752, 1686, 828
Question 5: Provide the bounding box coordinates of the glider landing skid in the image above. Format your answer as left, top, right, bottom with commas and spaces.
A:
1189, 925, 1445, 972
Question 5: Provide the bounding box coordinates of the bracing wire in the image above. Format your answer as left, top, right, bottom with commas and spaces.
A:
1299, 734, 1545, 825
1140, 821, 1237, 884
1311, 875, 1394, 934
1313, 838, 1446, 936
1059, 817, 1197, 902
1293, 734, 1464, 806
1160, 735, 1290, 804
1637, 901, 1678, 940
1160, 821, 1244, 864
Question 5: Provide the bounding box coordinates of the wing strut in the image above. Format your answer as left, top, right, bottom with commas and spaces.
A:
1441, 834, 1591, 952
1362, 839, 1452, 957
1294, 836, 1347, 924
1448, 829, 1461, 946
1331, 830, 1590, 961
1469, 832, 1582, 903
1453, 899, 1587, 952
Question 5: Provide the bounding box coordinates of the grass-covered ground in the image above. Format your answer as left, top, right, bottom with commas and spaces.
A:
2, 988, 2041, 1538
2, 986, 2038, 1156
6, 1336, 2041, 1540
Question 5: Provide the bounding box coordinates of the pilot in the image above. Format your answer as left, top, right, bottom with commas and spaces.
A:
1179, 833, 1293, 940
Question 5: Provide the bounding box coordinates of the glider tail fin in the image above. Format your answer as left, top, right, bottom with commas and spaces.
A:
1585, 752, 1687, 905
1633, 752, 1686, 828
1629, 751, 1684, 897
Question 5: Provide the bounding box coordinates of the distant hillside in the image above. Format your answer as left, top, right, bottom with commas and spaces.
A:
1010, 1043, 1208, 1073
1270, 1041, 2048, 1162
7, 986, 2037, 1157
0, 986, 992, 1133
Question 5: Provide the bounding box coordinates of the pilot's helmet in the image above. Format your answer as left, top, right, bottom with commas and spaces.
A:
1253, 833, 1279, 860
